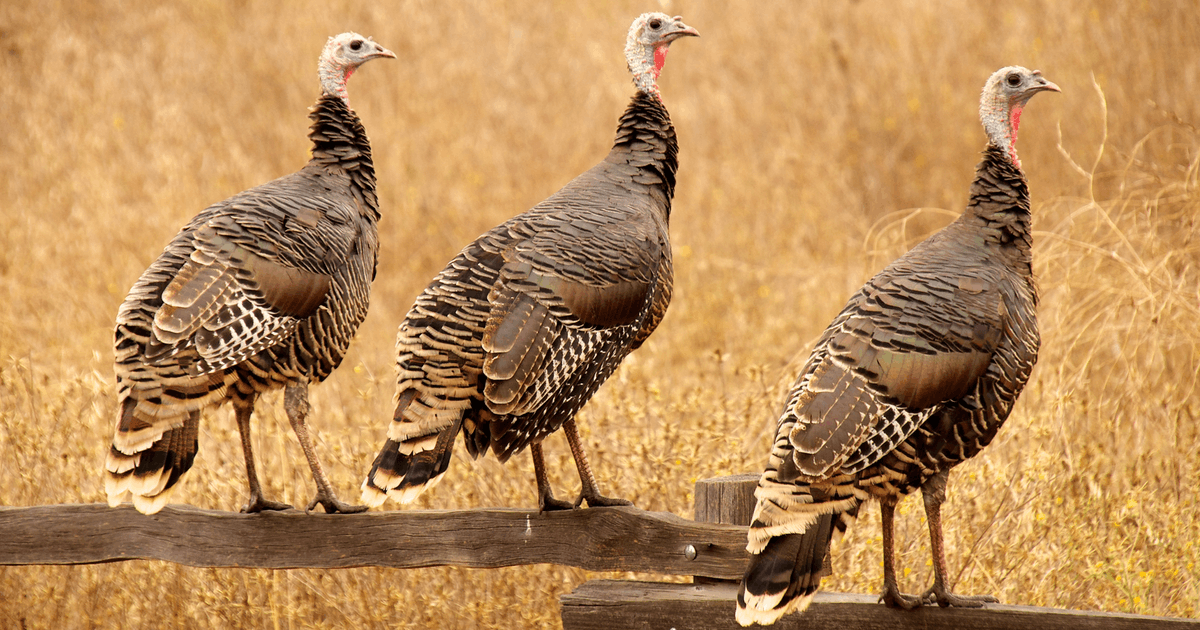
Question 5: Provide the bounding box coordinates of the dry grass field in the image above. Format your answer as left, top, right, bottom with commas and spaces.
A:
2, 0, 1198, 627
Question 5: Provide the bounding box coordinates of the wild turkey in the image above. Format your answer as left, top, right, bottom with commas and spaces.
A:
104, 33, 394, 516
361, 13, 698, 511
736, 66, 1060, 625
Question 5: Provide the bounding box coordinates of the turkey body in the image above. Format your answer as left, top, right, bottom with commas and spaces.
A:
740, 144, 1040, 623
737, 62, 1060, 623
781, 151, 1040, 486
106, 86, 383, 515
364, 89, 679, 508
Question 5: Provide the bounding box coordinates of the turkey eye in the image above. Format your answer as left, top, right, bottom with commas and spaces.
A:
1006, 73, 1021, 87
648, 18, 662, 29
350, 40, 363, 51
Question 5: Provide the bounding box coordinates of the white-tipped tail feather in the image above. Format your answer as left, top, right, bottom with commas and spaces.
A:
736, 591, 814, 627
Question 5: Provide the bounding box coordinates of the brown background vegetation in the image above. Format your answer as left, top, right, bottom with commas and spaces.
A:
1, 0, 1197, 627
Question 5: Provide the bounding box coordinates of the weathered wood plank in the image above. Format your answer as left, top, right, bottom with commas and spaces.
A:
694, 473, 758, 527
0, 504, 749, 577
560, 580, 1200, 630
693, 473, 758, 585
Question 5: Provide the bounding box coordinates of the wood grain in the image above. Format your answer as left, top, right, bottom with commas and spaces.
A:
0, 503, 749, 578
694, 473, 758, 526
693, 474, 758, 585
560, 580, 1200, 630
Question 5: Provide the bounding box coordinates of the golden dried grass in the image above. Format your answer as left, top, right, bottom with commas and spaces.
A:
1, 0, 1198, 627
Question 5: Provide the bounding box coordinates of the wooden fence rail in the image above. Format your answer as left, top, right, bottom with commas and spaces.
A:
0, 502, 747, 578
3, 475, 1197, 629
561, 580, 1198, 630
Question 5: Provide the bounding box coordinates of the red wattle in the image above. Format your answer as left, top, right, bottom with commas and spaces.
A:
653, 46, 668, 79
1009, 104, 1024, 168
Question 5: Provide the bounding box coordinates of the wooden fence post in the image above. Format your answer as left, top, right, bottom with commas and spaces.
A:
692, 473, 757, 584
694, 473, 759, 527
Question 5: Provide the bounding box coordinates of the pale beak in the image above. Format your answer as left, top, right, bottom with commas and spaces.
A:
1032, 71, 1060, 93
663, 19, 700, 43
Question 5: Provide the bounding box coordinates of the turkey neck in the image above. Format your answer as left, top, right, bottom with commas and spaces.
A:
962, 143, 1033, 276
605, 91, 680, 223
307, 94, 380, 221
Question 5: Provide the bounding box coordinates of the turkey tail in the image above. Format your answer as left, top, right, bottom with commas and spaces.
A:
737, 525, 830, 625
736, 479, 861, 626
361, 390, 465, 507
104, 402, 200, 515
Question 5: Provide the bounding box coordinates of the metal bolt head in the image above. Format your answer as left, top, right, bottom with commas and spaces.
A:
685, 544, 698, 561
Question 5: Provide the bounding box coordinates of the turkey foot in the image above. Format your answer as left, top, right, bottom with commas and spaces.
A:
236, 402, 291, 514
921, 582, 998, 608
285, 382, 366, 515
574, 490, 633, 509
878, 497, 927, 609
918, 470, 995, 608
880, 582, 932, 610
242, 492, 292, 514
305, 490, 367, 514
563, 418, 634, 509
531, 443, 575, 512
539, 490, 576, 512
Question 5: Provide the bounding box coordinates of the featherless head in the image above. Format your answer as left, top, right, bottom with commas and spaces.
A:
979, 66, 1060, 170
624, 13, 698, 99
318, 32, 396, 103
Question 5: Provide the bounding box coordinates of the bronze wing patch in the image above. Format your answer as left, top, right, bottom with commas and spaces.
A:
149, 221, 331, 363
